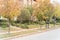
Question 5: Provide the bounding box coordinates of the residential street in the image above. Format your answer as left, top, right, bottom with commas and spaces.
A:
0, 0, 60, 40
6, 28, 60, 40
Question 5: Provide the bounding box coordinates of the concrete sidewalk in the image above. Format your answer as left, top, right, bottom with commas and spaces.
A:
0, 28, 39, 35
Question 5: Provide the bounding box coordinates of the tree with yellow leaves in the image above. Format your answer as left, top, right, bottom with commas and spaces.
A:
4, 0, 21, 21
33, 0, 54, 28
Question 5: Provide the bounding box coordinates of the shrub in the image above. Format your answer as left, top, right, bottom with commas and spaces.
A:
20, 24, 29, 29
0, 19, 9, 28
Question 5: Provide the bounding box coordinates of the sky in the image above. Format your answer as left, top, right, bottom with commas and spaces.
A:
51, 0, 60, 4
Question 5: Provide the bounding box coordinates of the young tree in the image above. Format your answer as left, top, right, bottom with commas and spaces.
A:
33, 0, 54, 29
17, 7, 32, 23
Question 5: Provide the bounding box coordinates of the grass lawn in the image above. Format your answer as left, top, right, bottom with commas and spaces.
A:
0, 24, 60, 39
0, 24, 59, 31
0, 26, 22, 32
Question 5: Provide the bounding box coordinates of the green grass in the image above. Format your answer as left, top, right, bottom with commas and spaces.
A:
28, 24, 40, 29
0, 24, 60, 39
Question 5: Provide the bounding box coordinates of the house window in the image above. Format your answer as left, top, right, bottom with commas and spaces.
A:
33, 0, 36, 1
14, 0, 16, 2
19, 0, 22, 1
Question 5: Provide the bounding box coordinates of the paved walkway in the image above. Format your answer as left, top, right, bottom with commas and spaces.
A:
0, 28, 38, 35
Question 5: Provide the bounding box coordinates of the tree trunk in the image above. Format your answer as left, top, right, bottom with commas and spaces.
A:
8, 19, 11, 35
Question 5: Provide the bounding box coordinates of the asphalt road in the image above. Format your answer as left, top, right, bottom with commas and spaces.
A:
10, 28, 60, 40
